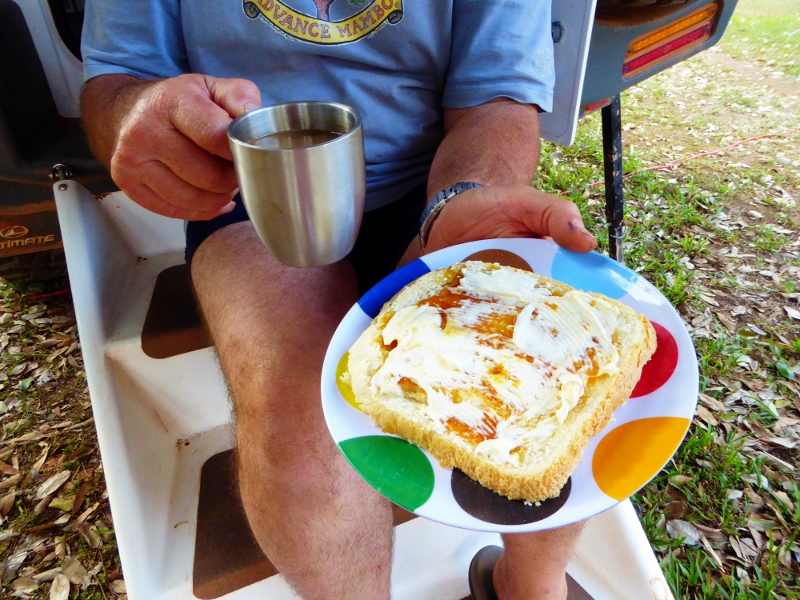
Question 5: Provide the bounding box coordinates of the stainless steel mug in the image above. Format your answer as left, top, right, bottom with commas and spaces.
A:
227, 102, 366, 267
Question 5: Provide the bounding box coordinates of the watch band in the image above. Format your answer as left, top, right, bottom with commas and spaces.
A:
418, 182, 483, 249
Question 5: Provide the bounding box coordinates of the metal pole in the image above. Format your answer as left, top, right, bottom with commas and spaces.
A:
601, 95, 624, 263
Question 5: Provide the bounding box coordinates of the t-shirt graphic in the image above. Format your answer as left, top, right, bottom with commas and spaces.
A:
244, 0, 404, 45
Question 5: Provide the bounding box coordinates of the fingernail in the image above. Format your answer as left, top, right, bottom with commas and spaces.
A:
221, 201, 236, 214
242, 102, 259, 114
569, 219, 589, 234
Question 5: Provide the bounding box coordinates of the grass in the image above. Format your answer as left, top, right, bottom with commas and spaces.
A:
720, 0, 800, 78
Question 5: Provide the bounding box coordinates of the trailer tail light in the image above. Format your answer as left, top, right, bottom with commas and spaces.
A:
585, 99, 611, 114
623, 4, 718, 78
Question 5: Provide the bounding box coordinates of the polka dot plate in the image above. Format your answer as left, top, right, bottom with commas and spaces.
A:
321, 239, 698, 533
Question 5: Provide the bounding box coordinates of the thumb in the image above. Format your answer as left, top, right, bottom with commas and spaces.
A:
209, 77, 262, 119
520, 190, 597, 253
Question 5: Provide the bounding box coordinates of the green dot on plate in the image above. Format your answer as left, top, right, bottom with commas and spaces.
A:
339, 436, 434, 511
336, 352, 361, 411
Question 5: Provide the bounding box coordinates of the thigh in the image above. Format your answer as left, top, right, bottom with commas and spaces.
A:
190, 221, 360, 434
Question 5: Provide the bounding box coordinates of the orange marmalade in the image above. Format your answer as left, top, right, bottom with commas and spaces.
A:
369, 262, 621, 466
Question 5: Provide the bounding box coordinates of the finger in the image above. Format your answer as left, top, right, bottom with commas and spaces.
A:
112, 144, 237, 215
209, 77, 262, 119
517, 190, 597, 253
155, 128, 239, 193
141, 160, 238, 214
164, 76, 255, 161
122, 180, 235, 221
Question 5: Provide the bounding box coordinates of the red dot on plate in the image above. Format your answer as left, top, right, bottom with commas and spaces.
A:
630, 321, 679, 398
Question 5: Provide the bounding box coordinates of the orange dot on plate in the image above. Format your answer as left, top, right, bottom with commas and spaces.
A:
592, 417, 690, 501
336, 352, 361, 411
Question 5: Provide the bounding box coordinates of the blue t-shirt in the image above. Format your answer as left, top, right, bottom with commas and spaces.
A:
82, 0, 554, 210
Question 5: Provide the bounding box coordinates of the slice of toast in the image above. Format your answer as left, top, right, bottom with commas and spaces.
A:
347, 261, 656, 502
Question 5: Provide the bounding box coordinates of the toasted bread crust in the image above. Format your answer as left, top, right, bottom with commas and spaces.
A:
348, 262, 657, 502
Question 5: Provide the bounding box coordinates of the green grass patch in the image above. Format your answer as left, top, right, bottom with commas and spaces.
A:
720, 0, 800, 78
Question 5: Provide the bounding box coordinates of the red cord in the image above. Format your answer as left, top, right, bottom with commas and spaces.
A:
588, 126, 800, 188
27, 289, 72, 301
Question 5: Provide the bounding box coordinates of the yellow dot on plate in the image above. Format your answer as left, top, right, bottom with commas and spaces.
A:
592, 417, 690, 501
336, 352, 361, 411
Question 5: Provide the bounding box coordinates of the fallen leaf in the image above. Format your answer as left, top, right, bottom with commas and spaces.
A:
0, 461, 19, 477
6, 430, 50, 444
717, 312, 737, 330
699, 393, 726, 412
9, 363, 28, 376
738, 375, 763, 391
667, 519, 701, 545
779, 546, 792, 568
77, 522, 103, 549
35, 493, 55, 516
0, 473, 21, 490
700, 534, 726, 570
747, 514, 779, 532
748, 526, 766, 549
739, 538, 760, 558
694, 523, 727, 543
31, 444, 50, 474
0, 489, 16, 517
110, 579, 126, 594
9, 576, 38, 592
699, 293, 720, 307
696, 405, 718, 426
65, 446, 93, 462
49, 497, 74, 512
71, 482, 90, 514
772, 490, 795, 512
766, 437, 798, 449
664, 500, 687, 520
61, 557, 87, 585
776, 362, 795, 380
49, 573, 70, 600
669, 474, 694, 486
33, 568, 60, 582
83, 562, 103, 588
785, 306, 800, 320
34, 471, 71, 501
64, 502, 101, 533
65, 417, 94, 431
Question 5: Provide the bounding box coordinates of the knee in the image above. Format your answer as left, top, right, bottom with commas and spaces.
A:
236, 423, 341, 487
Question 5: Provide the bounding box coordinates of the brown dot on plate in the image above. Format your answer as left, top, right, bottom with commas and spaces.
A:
451, 469, 570, 525
463, 250, 533, 272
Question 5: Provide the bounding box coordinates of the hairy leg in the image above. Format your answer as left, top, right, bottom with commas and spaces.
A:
191, 223, 393, 600
496, 523, 585, 600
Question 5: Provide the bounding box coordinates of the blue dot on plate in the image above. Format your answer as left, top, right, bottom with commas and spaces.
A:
358, 259, 431, 318
551, 248, 641, 300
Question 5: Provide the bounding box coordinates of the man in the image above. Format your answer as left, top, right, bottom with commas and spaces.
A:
80, 1, 598, 598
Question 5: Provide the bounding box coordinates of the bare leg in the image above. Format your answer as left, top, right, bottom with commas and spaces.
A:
191, 223, 393, 600
495, 523, 585, 600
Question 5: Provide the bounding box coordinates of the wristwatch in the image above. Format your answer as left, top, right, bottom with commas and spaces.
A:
418, 182, 483, 250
